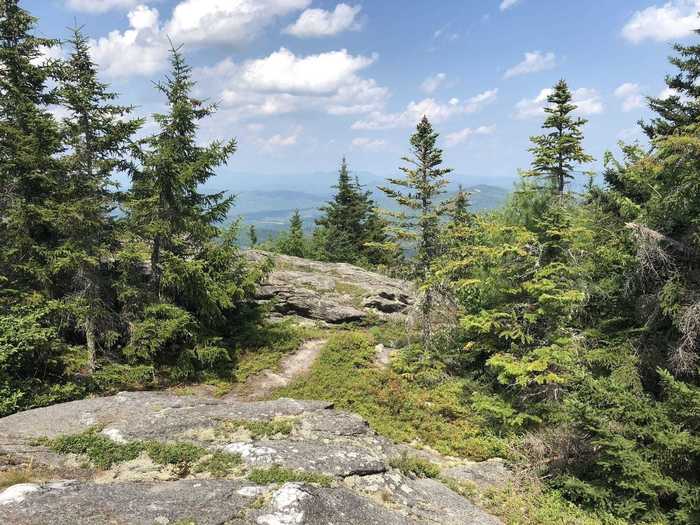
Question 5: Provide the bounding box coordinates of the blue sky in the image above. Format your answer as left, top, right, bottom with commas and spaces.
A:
25, 0, 699, 188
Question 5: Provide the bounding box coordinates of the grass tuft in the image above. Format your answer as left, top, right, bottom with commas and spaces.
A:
389, 454, 440, 478
218, 418, 296, 439
248, 465, 333, 487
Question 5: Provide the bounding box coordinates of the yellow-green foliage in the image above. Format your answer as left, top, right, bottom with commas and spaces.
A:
41, 429, 241, 476
389, 454, 439, 478
275, 332, 504, 460
219, 418, 296, 439
233, 321, 327, 383
248, 465, 333, 487
484, 481, 629, 525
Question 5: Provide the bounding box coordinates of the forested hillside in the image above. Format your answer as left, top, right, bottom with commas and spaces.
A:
1, 1, 699, 524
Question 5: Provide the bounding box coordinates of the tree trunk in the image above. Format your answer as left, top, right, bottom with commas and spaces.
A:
85, 317, 97, 374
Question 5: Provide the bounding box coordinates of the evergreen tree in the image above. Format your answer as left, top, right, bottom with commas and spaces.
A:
283, 210, 306, 258
0, 0, 62, 296
449, 185, 471, 228
527, 80, 594, 196
125, 43, 236, 298
380, 116, 451, 345
54, 26, 142, 372
248, 224, 258, 247
316, 158, 361, 262
642, 29, 700, 138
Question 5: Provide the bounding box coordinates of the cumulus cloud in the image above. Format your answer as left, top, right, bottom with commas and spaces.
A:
89, 5, 169, 78
614, 83, 645, 112
515, 87, 603, 119
66, 0, 138, 12
195, 48, 388, 120
504, 51, 556, 78
285, 3, 362, 37
420, 73, 447, 94
351, 89, 498, 130
622, 0, 699, 43
445, 125, 495, 147
500, 0, 521, 11
351, 137, 387, 151
239, 48, 376, 95
166, 0, 311, 46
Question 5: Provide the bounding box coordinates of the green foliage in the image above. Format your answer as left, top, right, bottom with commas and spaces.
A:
525, 79, 594, 195
315, 157, 393, 267
44, 430, 144, 470
43, 428, 243, 478
389, 454, 439, 478
193, 451, 242, 477
379, 116, 452, 344
219, 419, 295, 439
248, 465, 333, 487
276, 332, 504, 460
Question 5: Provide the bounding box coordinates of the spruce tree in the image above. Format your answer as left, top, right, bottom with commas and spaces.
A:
55, 26, 142, 372
528, 80, 594, 196
0, 0, 62, 296
248, 224, 258, 247
125, 44, 236, 298
643, 29, 700, 138
284, 210, 306, 258
380, 116, 451, 345
316, 158, 360, 262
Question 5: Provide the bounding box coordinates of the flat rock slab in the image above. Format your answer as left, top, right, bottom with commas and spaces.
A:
0, 392, 504, 525
0, 391, 331, 441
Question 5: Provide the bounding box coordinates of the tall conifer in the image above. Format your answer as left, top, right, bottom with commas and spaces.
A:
528, 80, 593, 196
55, 27, 142, 371
380, 116, 451, 345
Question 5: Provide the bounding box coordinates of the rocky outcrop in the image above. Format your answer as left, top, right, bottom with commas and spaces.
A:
0, 392, 504, 524
247, 251, 415, 324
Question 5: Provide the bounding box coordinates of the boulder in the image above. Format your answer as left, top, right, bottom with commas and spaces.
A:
247, 251, 415, 324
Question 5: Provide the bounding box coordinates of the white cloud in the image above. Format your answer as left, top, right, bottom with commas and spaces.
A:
420, 73, 447, 94
500, 0, 521, 11
445, 125, 495, 147
89, 5, 169, 78
239, 48, 376, 95
614, 83, 645, 112
515, 87, 603, 119
351, 137, 387, 151
622, 0, 699, 43
196, 49, 388, 120
66, 0, 138, 12
504, 51, 556, 78
166, 0, 311, 46
285, 3, 362, 37
257, 126, 303, 151
351, 89, 498, 130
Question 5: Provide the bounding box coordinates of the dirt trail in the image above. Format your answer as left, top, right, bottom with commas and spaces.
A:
228, 339, 327, 401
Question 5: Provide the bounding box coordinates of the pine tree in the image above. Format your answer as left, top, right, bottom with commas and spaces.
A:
527, 80, 594, 196
380, 116, 451, 345
0, 0, 63, 296
54, 26, 142, 372
125, 43, 236, 298
248, 224, 258, 247
642, 29, 700, 138
449, 185, 471, 228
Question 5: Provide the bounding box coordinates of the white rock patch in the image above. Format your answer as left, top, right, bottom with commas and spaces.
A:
224, 442, 276, 462
0, 484, 41, 505
256, 483, 308, 525
101, 428, 127, 444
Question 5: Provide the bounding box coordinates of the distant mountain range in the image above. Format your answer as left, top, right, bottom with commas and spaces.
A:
209, 172, 512, 243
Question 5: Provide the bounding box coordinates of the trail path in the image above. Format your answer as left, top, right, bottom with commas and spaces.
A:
227, 339, 327, 401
